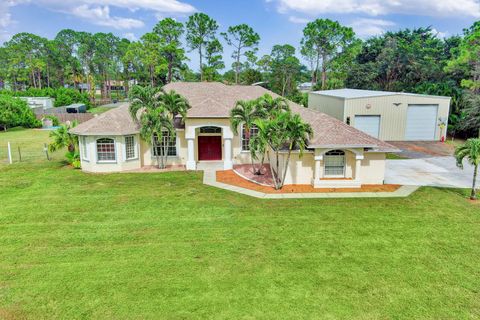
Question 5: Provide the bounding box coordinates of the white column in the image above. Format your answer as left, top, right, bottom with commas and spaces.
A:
355, 158, 361, 181
312, 154, 323, 187
314, 159, 321, 180
186, 138, 196, 170
223, 138, 233, 170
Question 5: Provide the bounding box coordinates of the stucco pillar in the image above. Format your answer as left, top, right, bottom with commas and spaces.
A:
186, 138, 196, 170
354, 158, 362, 181
223, 138, 233, 170
312, 154, 323, 186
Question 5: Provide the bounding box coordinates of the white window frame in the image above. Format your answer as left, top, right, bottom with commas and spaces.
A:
241, 124, 259, 151
81, 136, 89, 161
153, 131, 177, 157
96, 137, 116, 163
324, 150, 346, 178
124, 135, 137, 161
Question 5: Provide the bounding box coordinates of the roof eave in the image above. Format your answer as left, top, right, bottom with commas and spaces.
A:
70, 130, 140, 136
308, 144, 378, 149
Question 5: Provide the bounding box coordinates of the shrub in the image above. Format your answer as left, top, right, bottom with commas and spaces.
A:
0, 95, 41, 130
55, 92, 73, 107
65, 151, 81, 169
0, 87, 91, 108
42, 115, 59, 126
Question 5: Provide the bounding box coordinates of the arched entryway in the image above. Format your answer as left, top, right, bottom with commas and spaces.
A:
198, 126, 222, 161
185, 122, 234, 170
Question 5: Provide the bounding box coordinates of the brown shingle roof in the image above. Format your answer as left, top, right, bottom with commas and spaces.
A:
71, 83, 397, 152
70, 103, 139, 136
164, 82, 397, 152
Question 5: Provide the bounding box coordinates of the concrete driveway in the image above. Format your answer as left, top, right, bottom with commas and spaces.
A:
385, 156, 476, 188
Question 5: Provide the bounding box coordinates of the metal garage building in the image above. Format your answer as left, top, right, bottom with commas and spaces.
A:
308, 89, 451, 141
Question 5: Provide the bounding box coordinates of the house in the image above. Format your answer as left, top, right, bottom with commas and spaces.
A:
308, 89, 451, 141
70, 82, 398, 188
297, 82, 314, 92
19, 97, 54, 110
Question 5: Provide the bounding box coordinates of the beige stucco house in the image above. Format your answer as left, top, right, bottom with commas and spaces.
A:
71, 82, 398, 188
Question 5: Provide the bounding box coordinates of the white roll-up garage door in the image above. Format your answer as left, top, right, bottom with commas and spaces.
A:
354, 115, 380, 138
405, 105, 438, 140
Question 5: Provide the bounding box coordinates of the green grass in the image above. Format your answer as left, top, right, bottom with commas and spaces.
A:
386, 152, 409, 160
1, 130, 480, 319
0, 128, 64, 163
87, 106, 112, 114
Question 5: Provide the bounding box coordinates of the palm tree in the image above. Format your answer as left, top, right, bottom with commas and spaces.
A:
455, 138, 480, 200
49, 121, 79, 153
159, 89, 190, 120
230, 99, 264, 174
256, 94, 290, 117
129, 86, 190, 169
281, 113, 313, 186
128, 85, 162, 120
139, 108, 173, 169
158, 90, 190, 161
254, 110, 312, 190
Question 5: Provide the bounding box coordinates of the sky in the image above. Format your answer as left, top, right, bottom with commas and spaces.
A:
1, 0, 479, 71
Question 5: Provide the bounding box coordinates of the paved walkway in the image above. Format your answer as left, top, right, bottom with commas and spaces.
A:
203, 167, 418, 199
385, 156, 476, 188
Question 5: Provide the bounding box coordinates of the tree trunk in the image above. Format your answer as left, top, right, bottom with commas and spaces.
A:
471, 164, 478, 200
31, 69, 37, 88
37, 70, 42, 89
235, 50, 240, 84
266, 149, 278, 189
150, 65, 154, 86
167, 60, 173, 84
162, 136, 170, 170
257, 152, 265, 175
271, 149, 281, 189
281, 75, 287, 97
199, 46, 203, 82
280, 147, 293, 189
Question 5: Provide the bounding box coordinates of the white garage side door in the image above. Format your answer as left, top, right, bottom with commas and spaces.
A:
405, 105, 438, 140
354, 116, 380, 138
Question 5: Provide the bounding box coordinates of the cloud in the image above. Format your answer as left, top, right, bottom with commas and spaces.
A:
430, 28, 448, 39
123, 32, 137, 41
268, 0, 480, 17
288, 15, 310, 24
3, 0, 196, 31
71, 5, 144, 29
350, 18, 396, 37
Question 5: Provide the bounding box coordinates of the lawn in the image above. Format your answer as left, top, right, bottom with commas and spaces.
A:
87, 106, 112, 114
0, 130, 479, 319
386, 152, 409, 160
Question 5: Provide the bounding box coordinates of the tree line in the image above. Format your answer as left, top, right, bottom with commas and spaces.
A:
0, 15, 479, 136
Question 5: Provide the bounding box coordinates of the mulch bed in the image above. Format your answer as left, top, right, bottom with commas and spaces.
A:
216, 170, 401, 194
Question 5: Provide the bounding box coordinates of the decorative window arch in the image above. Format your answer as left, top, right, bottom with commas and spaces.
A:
96, 138, 116, 162
199, 126, 222, 134
324, 150, 345, 177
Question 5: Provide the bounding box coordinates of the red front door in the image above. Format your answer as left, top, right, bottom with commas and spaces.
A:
198, 136, 222, 161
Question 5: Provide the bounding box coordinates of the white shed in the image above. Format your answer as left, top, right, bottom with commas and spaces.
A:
308, 89, 451, 141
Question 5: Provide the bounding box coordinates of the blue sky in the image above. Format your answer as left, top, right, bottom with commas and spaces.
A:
1, 0, 479, 71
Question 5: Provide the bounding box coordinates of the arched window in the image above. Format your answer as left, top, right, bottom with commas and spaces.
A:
96, 138, 116, 161
324, 150, 345, 177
